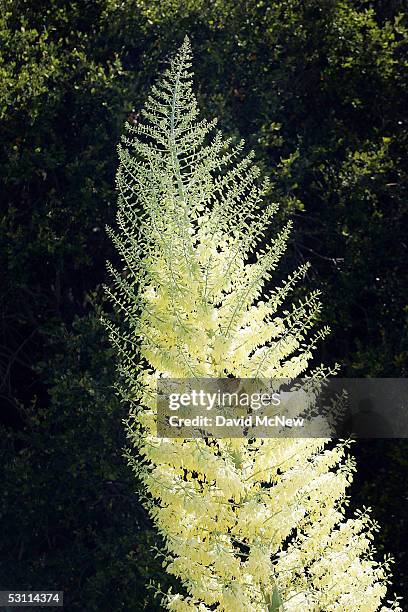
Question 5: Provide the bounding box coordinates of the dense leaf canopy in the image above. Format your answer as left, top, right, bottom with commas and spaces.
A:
0, 1, 407, 609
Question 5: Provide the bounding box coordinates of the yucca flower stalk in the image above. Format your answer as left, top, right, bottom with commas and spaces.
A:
104, 38, 401, 611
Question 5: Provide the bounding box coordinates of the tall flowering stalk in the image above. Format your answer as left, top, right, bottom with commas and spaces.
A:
105, 38, 400, 611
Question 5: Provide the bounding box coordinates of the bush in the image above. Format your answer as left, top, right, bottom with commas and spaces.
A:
1, 0, 407, 605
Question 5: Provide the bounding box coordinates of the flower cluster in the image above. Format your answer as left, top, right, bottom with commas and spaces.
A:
105, 38, 401, 611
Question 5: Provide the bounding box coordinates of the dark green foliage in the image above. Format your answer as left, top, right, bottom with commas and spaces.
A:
0, 313, 169, 610
350, 439, 408, 596
1, 0, 407, 606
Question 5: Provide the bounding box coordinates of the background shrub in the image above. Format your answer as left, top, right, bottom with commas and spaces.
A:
1, 0, 407, 606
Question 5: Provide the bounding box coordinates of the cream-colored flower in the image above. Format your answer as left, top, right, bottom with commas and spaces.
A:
105, 37, 400, 612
